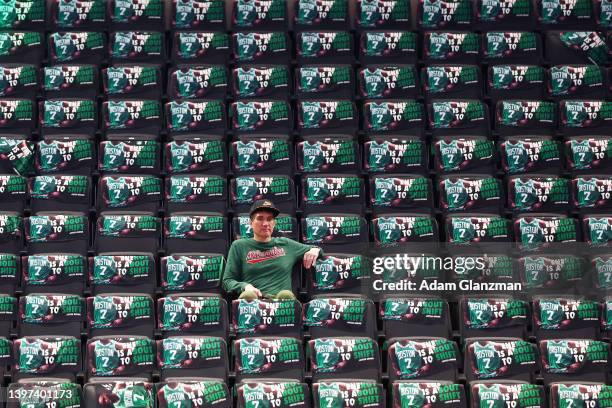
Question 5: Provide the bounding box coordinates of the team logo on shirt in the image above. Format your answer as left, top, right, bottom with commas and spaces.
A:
246, 247, 286, 264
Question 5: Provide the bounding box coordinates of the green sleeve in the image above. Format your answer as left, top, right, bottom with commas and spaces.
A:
222, 242, 248, 294
285, 238, 324, 259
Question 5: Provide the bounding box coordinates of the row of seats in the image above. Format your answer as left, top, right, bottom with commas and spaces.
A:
0, 293, 609, 341
3, 173, 612, 213
3, 135, 611, 177
0, 250, 609, 294
0, 99, 608, 135
3, 63, 612, 101
5, 0, 611, 30
1, 212, 610, 253
0, 334, 609, 384
1, 30, 610, 65
4, 378, 612, 408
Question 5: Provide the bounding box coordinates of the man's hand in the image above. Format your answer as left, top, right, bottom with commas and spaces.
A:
243, 284, 262, 298
303, 247, 321, 269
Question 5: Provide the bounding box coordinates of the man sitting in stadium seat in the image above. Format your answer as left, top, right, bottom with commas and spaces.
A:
222, 199, 322, 300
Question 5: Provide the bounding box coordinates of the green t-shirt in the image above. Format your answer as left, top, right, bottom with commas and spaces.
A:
222, 237, 318, 296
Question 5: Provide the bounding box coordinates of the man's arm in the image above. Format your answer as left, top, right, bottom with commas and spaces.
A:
284, 238, 324, 268
222, 242, 248, 294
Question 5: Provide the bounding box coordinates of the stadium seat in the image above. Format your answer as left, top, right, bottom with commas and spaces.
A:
308, 253, 370, 296
301, 213, 369, 253
572, 175, 612, 213
301, 174, 365, 215
157, 377, 232, 408
234, 336, 305, 382
160, 254, 224, 294
165, 100, 227, 135
18, 294, 84, 338
13, 335, 81, 381
0, 98, 35, 135
168, 65, 229, 100
423, 65, 482, 101
313, 380, 385, 408
581, 214, 612, 248
371, 214, 439, 245
7, 379, 82, 407
482, 31, 542, 65
164, 174, 228, 214
171, 32, 230, 65
304, 295, 377, 340
26, 212, 89, 255
0, 337, 10, 379
86, 335, 155, 380
29, 175, 92, 213
43, 63, 98, 99
392, 380, 467, 408
309, 336, 381, 382
463, 337, 538, 382
369, 174, 433, 215
230, 134, 294, 175
459, 296, 529, 340
539, 339, 609, 385
232, 297, 302, 339
387, 337, 460, 383
297, 100, 358, 136
109, 32, 166, 64
90, 252, 157, 295
102, 99, 163, 136
21, 253, 86, 295
87, 293, 155, 338
517, 253, 586, 292
157, 336, 228, 381
432, 136, 496, 174
359, 31, 417, 64
236, 380, 310, 408
549, 382, 608, 408
84, 378, 155, 408
157, 294, 229, 339
95, 212, 161, 254
547, 65, 606, 101
296, 65, 354, 99
103, 65, 162, 99
363, 135, 428, 175
164, 212, 228, 254
564, 135, 612, 174
35, 135, 95, 173
381, 295, 451, 341
363, 100, 425, 136
437, 175, 502, 214
532, 295, 600, 340
545, 31, 608, 66
164, 134, 227, 176
39, 102, 97, 137
488, 65, 545, 108
470, 380, 545, 408
296, 135, 360, 174
499, 135, 561, 175
97, 174, 162, 213
507, 175, 569, 214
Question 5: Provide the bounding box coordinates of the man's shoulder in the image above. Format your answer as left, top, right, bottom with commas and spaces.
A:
229, 238, 253, 250
273, 237, 299, 246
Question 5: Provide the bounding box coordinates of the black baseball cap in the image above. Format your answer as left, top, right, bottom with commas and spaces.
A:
249, 199, 280, 217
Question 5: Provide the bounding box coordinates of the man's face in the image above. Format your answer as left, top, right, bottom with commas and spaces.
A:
251, 210, 276, 239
